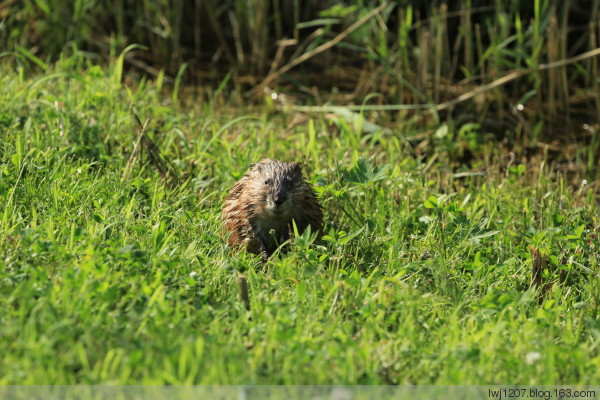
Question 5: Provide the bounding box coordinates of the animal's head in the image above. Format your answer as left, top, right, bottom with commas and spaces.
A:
250, 159, 304, 216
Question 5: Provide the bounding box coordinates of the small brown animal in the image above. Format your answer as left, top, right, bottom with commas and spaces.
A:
222, 159, 323, 261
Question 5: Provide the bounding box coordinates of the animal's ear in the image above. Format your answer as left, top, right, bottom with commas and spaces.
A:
290, 162, 303, 173
250, 162, 262, 173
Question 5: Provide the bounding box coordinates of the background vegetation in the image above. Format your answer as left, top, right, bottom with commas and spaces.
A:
4, 1, 600, 142
0, 0, 599, 385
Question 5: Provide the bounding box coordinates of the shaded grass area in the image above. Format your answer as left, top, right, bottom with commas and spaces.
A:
1, 57, 599, 384
4, 1, 600, 135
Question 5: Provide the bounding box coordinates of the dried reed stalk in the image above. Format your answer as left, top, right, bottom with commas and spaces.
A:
237, 274, 250, 311
529, 245, 559, 305
435, 47, 600, 112
122, 114, 149, 182
246, 1, 389, 97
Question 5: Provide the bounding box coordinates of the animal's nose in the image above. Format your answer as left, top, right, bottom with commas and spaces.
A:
273, 193, 286, 206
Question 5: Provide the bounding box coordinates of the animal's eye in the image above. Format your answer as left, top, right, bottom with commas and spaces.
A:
264, 179, 273, 185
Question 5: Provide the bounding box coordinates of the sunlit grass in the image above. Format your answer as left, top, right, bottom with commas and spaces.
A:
0, 55, 599, 384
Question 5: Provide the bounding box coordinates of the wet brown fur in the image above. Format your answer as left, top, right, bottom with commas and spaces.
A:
222, 159, 323, 260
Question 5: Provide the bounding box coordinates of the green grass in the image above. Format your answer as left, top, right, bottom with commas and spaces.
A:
0, 55, 599, 385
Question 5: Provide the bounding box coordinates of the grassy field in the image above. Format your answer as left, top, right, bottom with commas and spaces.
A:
1, 53, 599, 385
